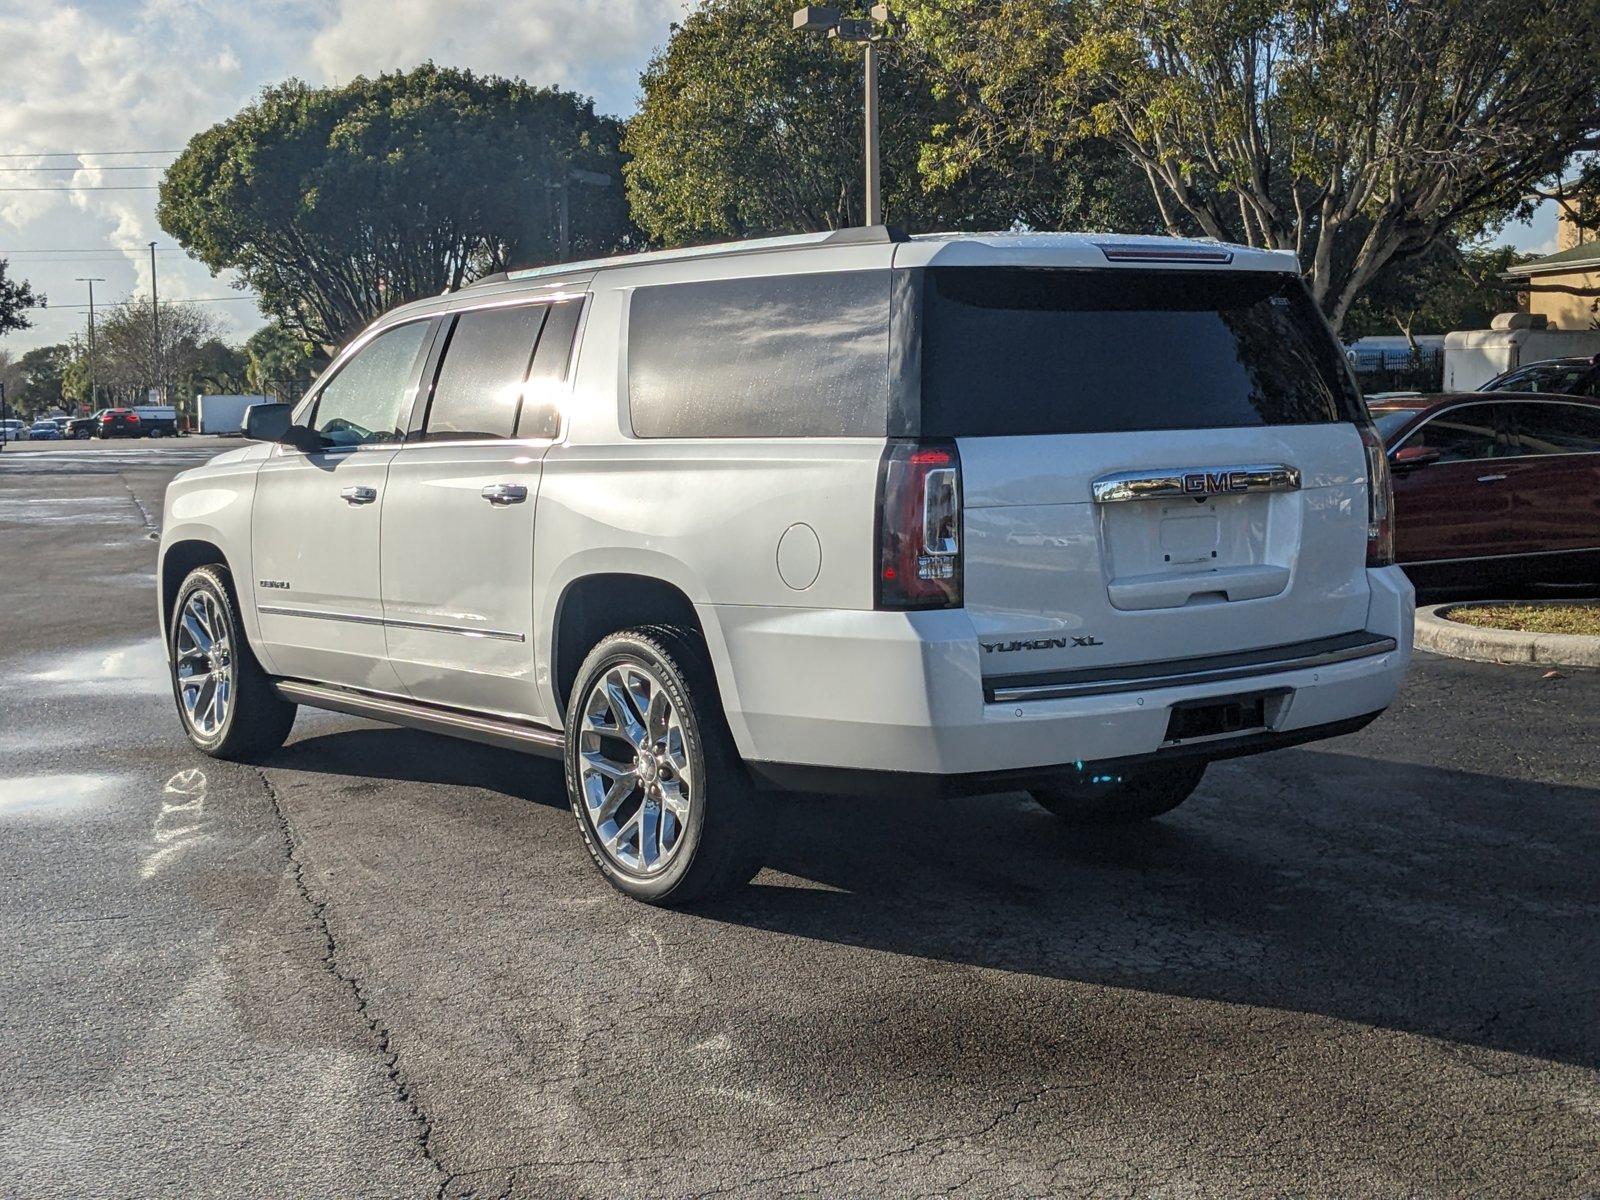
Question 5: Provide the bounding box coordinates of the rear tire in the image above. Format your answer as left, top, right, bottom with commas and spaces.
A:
1030, 761, 1207, 825
564, 626, 766, 905
169, 565, 297, 760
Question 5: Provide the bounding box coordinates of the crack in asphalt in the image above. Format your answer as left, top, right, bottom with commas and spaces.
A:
255, 765, 454, 1199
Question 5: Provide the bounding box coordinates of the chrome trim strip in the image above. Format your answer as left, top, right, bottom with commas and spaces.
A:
1401, 546, 1600, 567
1092, 463, 1301, 504
272, 680, 563, 757
257, 605, 526, 642
989, 635, 1396, 704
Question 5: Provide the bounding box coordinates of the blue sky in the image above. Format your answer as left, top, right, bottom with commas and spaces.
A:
0, 0, 1564, 358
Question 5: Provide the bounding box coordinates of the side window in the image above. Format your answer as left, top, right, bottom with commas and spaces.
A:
1408, 406, 1507, 463
309, 321, 432, 447
1510, 403, 1600, 455
627, 271, 891, 438
517, 299, 584, 440
422, 304, 549, 441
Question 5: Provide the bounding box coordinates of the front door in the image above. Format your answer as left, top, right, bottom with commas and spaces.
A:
380, 298, 582, 722
1502, 400, 1600, 557
1390, 402, 1517, 565
251, 318, 435, 692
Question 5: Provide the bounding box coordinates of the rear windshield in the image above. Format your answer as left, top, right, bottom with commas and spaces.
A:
920, 268, 1364, 436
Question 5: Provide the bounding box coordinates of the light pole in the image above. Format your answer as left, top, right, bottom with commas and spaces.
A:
149, 242, 161, 403
75, 277, 105, 410
794, 4, 893, 226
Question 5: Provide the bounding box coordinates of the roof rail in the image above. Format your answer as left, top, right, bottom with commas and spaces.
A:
822, 224, 910, 245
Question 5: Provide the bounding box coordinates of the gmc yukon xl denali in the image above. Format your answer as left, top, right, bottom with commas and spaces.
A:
158, 229, 1414, 904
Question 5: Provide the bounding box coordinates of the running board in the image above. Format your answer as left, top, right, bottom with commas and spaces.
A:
272, 680, 564, 758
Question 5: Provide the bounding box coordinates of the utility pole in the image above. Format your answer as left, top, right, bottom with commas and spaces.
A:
76, 277, 105, 410
149, 242, 161, 403
793, 4, 892, 226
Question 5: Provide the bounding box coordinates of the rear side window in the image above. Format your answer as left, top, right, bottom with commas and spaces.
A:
1509, 402, 1600, 455
628, 271, 890, 438
518, 299, 584, 440
423, 304, 548, 441
919, 268, 1363, 437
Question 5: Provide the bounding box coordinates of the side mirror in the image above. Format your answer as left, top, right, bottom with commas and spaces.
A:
1391, 445, 1442, 470
243, 402, 291, 442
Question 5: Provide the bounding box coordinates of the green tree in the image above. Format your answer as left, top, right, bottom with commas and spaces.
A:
176, 338, 252, 402
1343, 243, 1532, 345
624, 0, 1157, 244
91, 297, 222, 400
6, 343, 74, 413
244, 322, 323, 402
159, 64, 636, 351
0, 259, 40, 336
906, 0, 1600, 331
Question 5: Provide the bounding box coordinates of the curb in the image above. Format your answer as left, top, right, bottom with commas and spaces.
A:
1414, 601, 1600, 669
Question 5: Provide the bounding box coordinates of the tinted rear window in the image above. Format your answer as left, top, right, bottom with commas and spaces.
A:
628, 271, 890, 438
920, 268, 1363, 436
423, 304, 547, 441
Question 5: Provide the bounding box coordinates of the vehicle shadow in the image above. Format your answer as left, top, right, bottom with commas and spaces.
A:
272, 726, 1600, 1071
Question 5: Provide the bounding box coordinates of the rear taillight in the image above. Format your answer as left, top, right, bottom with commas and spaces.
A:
1358, 422, 1394, 567
126, 413, 139, 423
876, 440, 962, 610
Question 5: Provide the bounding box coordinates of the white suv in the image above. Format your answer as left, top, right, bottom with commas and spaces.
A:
158, 229, 1413, 904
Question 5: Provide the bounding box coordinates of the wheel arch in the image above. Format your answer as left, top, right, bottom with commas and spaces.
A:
160, 538, 234, 635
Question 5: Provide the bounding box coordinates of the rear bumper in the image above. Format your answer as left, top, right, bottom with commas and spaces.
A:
705, 566, 1413, 784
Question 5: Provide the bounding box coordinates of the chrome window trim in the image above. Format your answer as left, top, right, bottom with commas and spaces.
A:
1388, 397, 1600, 463
257, 605, 526, 642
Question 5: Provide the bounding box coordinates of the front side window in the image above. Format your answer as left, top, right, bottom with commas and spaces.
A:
310, 321, 432, 447
1485, 365, 1591, 394
919, 268, 1364, 437
628, 271, 891, 438
1407, 406, 1508, 462
1508, 402, 1600, 455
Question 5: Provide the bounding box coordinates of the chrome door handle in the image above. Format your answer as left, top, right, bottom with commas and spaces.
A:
340, 485, 378, 505
481, 483, 528, 506
1476, 474, 1507, 483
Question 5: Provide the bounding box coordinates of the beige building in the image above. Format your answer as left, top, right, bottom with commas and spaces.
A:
1503, 203, 1599, 330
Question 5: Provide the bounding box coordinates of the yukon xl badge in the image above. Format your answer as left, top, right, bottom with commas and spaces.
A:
981, 635, 1102, 654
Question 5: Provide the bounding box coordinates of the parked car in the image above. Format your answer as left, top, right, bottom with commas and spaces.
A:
158, 229, 1414, 905
0, 419, 26, 441
65, 412, 103, 439
1478, 355, 1600, 398
96, 408, 145, 438
27, 419, 61, 441
1370, 392, 1600, 585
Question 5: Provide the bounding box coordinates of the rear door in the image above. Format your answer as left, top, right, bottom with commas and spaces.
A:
251, 318, 434, 692
918, 266, 1376, 680
380, 297, 583, 721
1388, 402, 1518, 564
1502, 400, 1600, 556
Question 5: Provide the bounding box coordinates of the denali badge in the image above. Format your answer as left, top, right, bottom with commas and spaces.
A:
981, 635, 1103, 654
1091, 464, 1301, 504
259, 580, 292, 590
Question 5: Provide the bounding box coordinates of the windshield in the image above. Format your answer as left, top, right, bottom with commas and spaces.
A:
919, 268, 1364, 436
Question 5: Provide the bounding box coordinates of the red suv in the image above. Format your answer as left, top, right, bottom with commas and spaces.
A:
1371, 393, 1600, 585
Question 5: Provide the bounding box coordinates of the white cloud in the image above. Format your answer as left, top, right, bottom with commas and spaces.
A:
307, 0, 686, 114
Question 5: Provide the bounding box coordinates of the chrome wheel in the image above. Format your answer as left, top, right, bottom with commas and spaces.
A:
174, 590, 233, 738
578, 663, 693, 875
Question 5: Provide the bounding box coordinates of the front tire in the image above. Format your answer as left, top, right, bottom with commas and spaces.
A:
1030, 761, 1207, 825
169, 565, 297, 760
564, 627, 766, 905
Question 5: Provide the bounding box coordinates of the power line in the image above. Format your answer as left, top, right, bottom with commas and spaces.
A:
0, 165, 165, 173
24, 294, 259, 311
1, 246, 182, 253
0, 149, 179, 158
0, 185, 161, 192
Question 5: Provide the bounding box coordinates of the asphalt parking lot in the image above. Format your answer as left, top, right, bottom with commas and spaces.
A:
2, 439, 1597, 1199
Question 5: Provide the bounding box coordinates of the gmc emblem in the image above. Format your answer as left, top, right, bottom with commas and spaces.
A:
1183, 470, 1251, 495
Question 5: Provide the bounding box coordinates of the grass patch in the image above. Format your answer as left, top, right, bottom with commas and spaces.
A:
1447, 604, 1600, 636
